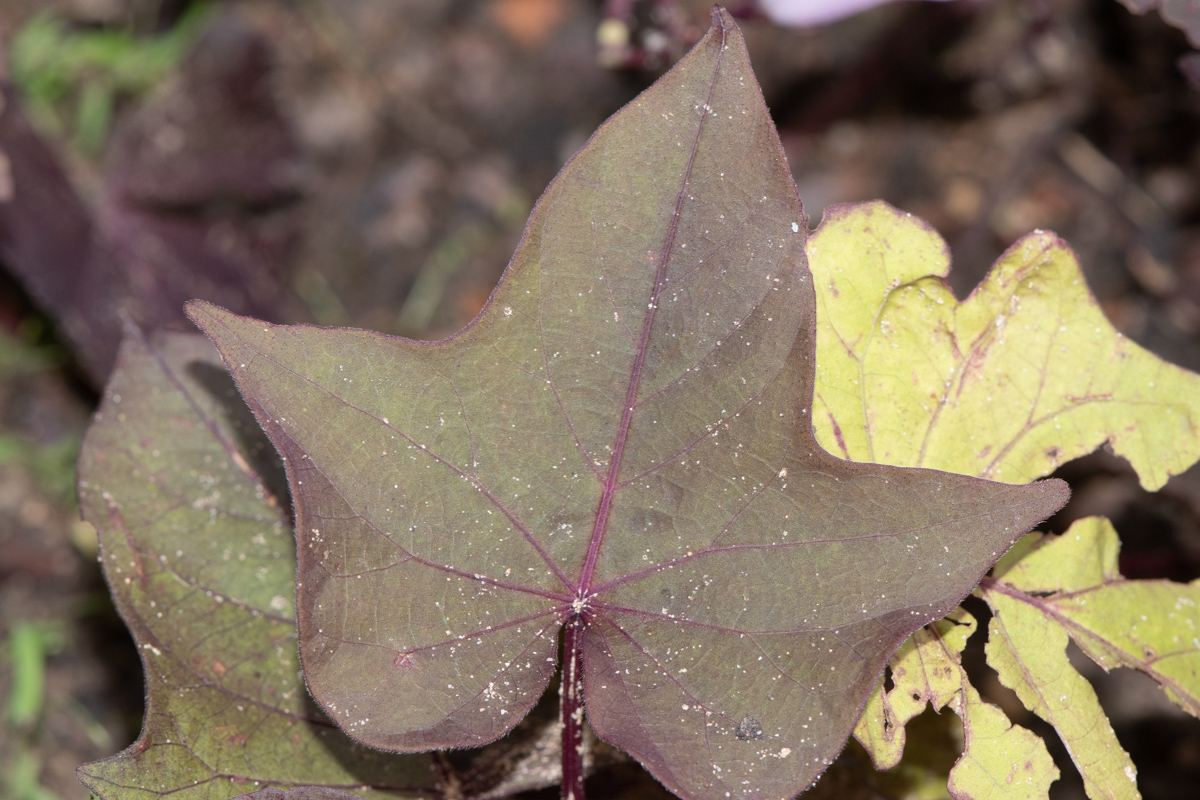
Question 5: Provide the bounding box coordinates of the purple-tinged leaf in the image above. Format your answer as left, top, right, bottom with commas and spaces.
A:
76, 330, 444, 799
104, 16, 300, 211
189, 10, 1067, 800
72, 328, 610, 797
1178, 52, 1200, 90
0, 81, 128, 383
235, 789, 365, 800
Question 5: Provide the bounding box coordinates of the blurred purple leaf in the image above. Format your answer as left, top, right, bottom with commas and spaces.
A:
0, 81, 128, 382
1179, 51, 1200, 88
0, 14, 301, 385
1161, 0, 1200, 47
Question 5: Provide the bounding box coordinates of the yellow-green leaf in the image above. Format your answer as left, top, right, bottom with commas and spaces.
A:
853, 606, 1057, 800
809, 200, 1200, 490
854, 608, 976, 770
1057, 581, 1200, 716
988, 517, 1200, 718
813, 202, 1200, 795
946, 683, 1059, 800
982, 590, 1139, 800
992, 520, 1120, 593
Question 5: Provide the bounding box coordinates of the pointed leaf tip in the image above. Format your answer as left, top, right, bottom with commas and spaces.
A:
711, 4, 735, 31
183, 297, 219, 325
186, 299, 252, 340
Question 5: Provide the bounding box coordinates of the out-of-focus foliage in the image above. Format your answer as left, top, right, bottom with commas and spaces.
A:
0, 325, 79, 503
9, 5, 213, 154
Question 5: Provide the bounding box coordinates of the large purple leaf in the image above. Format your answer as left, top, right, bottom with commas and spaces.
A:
188, 10, 1067, 800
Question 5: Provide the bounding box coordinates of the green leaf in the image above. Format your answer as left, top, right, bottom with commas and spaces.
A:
76, 329, 443, 799
808, 200, 1200, 490
186, 11, 1066, 800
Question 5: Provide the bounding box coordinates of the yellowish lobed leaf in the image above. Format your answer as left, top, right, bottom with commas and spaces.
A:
989, 517, 1200, 719
946, 682, 1059, 800
815, 201, 1200, 796
1056, 581, 1200, 717
853, 607, 1058, 800
991, 518, 1120, 592
853, 608, 976, 770
983, 590, 1139, 800
810, 200, 1200, 491
851, 683, 896, 770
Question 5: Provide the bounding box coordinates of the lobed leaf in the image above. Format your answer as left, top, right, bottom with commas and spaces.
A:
76, 330, 443, 799
983, 592, 1139, 800
187, 11, 1065, 800
810, 202, 1200, 795
852, 608, 977, 771
851, 608, 1059, 800
945, 683, 1059, 800
808, 200, 1200, 491
983, 517, 1200, 719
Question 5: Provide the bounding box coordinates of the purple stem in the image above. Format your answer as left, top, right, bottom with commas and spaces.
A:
561, 615, 586, 800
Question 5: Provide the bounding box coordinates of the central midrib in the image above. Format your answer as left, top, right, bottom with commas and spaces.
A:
574, 28, 728, 599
